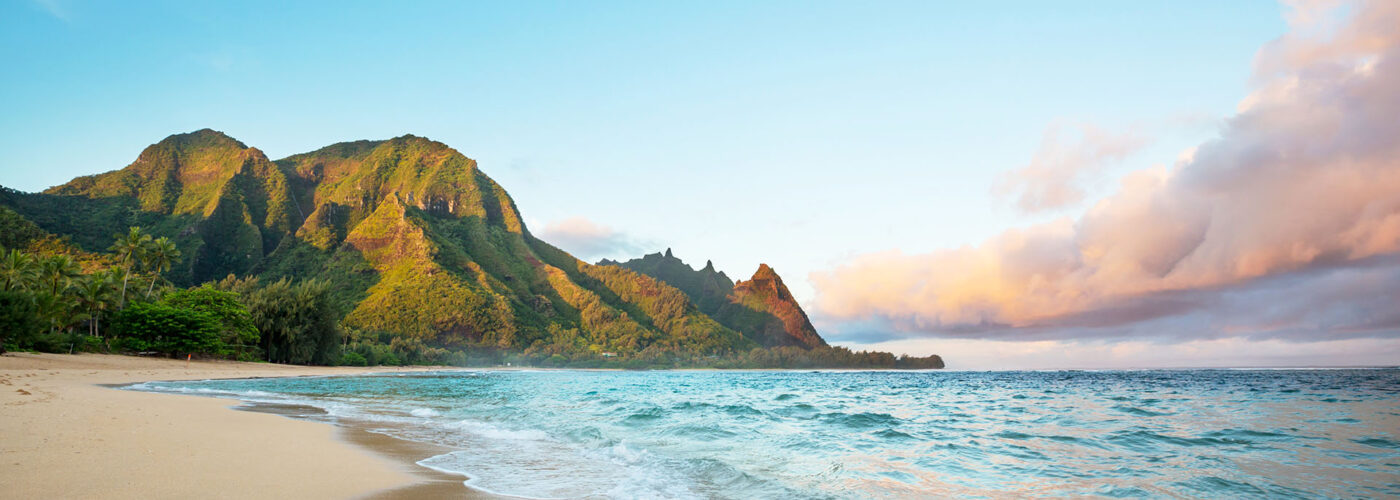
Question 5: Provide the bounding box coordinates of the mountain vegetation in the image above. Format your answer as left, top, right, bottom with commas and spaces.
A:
602, 250, 827, 349
0, 129, 943, 369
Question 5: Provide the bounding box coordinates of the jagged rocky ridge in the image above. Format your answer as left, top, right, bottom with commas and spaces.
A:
0, 129, 845, 356
601, 250, 826, 349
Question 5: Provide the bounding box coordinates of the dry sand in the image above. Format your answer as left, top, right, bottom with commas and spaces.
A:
0, 352, 471, 499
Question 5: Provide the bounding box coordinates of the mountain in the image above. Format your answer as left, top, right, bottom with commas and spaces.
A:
14, 130, 297, 284
2, 129, 946, 368
3, 129, 752, 356
730, 264, 827, 348
602, 250, 827, 348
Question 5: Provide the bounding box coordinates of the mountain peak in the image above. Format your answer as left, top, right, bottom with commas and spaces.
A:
606, 251, 827, 349
155, 128, 248, 150
741, 264, 786, 300
732, 263, 825, 348
46, 128, 280, 218
382, 134, 465, 158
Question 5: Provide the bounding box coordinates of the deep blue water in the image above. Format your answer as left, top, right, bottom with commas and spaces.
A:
132, 369, 1400, 498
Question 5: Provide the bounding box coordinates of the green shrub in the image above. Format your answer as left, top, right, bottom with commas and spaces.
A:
111, 337, 151, 353
63, 332, 104, 353
29, 332, 68, 353
162, 285, 258, 356
542, 354, 567, 366
0, 290, 41, 352
20, 331, 100, 354
114, 302, 223, 356
380, 352, 402, 366
338, 352, 368, 367
235, 351, 262, 362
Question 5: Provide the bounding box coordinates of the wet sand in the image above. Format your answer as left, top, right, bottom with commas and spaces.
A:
234, 402, 497, 499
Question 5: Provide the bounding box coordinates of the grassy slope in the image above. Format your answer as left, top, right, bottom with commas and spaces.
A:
1, 130, 757, 356
34, 129, 301, 284
604, 251, 827, 348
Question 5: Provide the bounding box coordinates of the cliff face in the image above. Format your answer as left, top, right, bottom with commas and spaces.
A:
4, 129, 752, 356
604, 251, 828, 349
276, 135, 525, 250
730, 264, 827, 349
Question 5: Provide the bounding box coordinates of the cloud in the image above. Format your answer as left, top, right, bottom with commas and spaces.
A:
537, 216, 648, 261
31, 0, 69, 21
995, 123, 1148, 213
813, 255, 1400, 345
838, 336, 1400, 370
812, 0, 1400, 345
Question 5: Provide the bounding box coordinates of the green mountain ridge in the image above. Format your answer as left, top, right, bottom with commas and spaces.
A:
601, 250, 827, 349
2, 129, 834, 358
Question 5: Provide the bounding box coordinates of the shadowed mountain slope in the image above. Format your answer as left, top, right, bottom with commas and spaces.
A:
602, 250, 827, 349
4, 130, 753, 356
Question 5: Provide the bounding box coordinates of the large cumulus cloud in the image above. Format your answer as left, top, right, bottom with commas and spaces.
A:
811, 0, 1400, 343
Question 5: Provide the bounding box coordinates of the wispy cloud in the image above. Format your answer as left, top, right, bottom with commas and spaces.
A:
812, 0, 1400, 344
537, 216, 650, 262
995, 123, 1148, 213
31, 0, 69, 21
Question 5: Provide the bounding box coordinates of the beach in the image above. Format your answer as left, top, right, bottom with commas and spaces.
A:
0, 352, 462, 499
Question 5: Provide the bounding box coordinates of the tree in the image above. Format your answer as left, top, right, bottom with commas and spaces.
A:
38, 254, 81, 297
35, 254, 81, 333
162, 285, 257, 358
75, 271, 118, 338
0, 289, 41, 353
113, 302, 222, 356
143, 236, 180, 297
245, 279, 342, 365
0, 248, 36, 292
110, 227, 152, 307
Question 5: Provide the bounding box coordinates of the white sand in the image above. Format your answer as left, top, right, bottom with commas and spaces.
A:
0, 352, 445, 499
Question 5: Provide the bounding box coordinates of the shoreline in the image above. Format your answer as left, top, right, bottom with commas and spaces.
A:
232, 401, 499, 499
0, 352, 467, 499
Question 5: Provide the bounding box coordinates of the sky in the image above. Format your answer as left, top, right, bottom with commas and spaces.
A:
2, 0, 1396, 368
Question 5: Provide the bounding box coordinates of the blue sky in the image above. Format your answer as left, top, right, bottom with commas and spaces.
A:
1, 0, 1282, 279
9, 1, 1396, 368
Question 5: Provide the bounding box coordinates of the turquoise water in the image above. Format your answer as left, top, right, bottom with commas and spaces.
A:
133, 369, 1400, 498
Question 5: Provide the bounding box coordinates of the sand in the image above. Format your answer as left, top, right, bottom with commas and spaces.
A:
0, 352, 469, 499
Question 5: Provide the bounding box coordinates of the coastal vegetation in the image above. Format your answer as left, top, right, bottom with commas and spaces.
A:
0, 227, 336, 361
0, 129, 944, 369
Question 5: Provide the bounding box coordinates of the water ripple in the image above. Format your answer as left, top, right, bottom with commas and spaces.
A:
134, 368, 1400, 499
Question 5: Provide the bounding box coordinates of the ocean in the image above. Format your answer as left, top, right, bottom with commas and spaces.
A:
129, 369, 1400, 498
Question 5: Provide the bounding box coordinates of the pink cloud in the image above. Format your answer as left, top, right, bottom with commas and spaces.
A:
812, 0, 1400, 341
843, 336, 1400, 370
995, 123, 1148, 213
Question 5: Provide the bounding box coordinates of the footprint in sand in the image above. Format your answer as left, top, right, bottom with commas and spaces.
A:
16, 389, 31, 396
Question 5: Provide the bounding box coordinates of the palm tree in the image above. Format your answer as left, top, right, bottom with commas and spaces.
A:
110, 227, 152, 307
31, 291, 65, 334
38, 254, 81, 297
37, 255, 82, 333
0, 249, 36, 292
75, 271, 117, 337
143, 237, 180, 297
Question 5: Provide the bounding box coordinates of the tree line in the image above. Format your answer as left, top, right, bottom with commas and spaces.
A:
0, 227, 339, 364
1, 226, 944, 370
